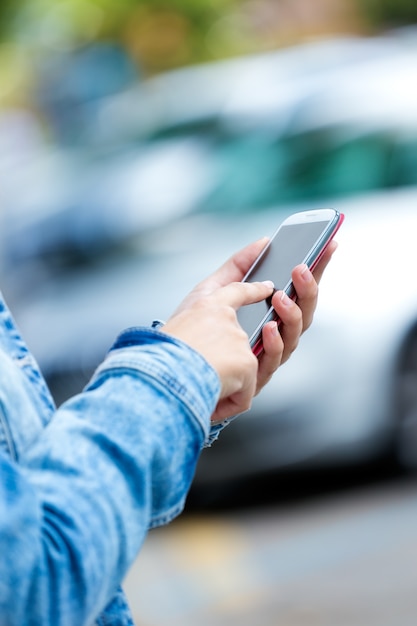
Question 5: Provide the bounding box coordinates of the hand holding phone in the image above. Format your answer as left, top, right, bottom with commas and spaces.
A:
237, 208, 344, 356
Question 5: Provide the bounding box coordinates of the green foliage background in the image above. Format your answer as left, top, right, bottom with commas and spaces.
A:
0, 0, 416, 108
358, 0, 417, 28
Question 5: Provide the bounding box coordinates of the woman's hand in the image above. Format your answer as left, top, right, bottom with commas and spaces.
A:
162, 237, 337, 422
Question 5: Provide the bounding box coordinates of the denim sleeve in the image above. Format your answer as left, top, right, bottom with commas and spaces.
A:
0, 327, 220, 626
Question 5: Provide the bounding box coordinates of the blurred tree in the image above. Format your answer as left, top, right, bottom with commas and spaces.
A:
0, 0, 244, 76
6, 0, 415, 110
0, 1, 17, 40
123, 0, 246, 72
358, 0, 417, 28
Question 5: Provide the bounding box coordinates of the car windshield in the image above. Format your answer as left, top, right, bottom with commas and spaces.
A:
146, 116, 417, 216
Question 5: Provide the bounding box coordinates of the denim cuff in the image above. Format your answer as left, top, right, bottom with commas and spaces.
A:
111, 325, 235, 447
107, 326, 221, 446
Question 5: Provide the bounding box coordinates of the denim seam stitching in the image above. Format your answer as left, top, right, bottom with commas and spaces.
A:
0, 399, 17, 461
91, 364, 211, 442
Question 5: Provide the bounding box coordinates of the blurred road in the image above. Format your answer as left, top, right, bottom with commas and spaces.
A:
124, 470, 417, 626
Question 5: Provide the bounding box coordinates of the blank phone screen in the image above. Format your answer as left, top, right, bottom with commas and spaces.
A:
237, 220, 330, 340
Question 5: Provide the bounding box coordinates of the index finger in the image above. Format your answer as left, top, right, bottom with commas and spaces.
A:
197, 238, 270, 294
215, 280, 275, 310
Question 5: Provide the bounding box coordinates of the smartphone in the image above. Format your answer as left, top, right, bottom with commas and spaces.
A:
237, 208, 344, 356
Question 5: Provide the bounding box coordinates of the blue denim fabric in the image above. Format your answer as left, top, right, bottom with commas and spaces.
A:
0, 295, 220, 625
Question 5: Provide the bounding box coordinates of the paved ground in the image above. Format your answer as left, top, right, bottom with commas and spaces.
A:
124, 473, 417, 626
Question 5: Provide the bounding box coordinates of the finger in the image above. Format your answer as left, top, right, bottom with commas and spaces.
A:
290, 240, 338, 332
213, 385, 256, 422
197, 237, 270, 293
270, 290, 303, 363
255, 321, 284, 393
312, 240, 338, 284
215, 279, 274, 310
291, 264, 318, 332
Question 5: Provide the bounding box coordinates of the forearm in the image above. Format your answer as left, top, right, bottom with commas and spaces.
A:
0, 328, 220, 625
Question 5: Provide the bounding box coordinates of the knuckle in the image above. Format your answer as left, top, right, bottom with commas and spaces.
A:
195, 294, 212, 310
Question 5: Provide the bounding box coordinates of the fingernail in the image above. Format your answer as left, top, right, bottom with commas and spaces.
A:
279, 291, 291, 305
262, 280, 275, 290
300, 264, 312, 281
270, 321, 279, 336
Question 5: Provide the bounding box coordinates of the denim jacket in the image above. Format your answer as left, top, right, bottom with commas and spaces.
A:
0, 294, 222, 625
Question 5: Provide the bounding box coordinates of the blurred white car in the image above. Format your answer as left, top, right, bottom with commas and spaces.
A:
3, 31, 417, 498
4, 188, 417, 494
194, 189, 417, 489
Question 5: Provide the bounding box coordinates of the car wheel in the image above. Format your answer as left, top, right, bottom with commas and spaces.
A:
394, 329, 417, 470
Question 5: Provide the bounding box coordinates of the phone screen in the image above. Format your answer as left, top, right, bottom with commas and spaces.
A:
237, 220, 330, 340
